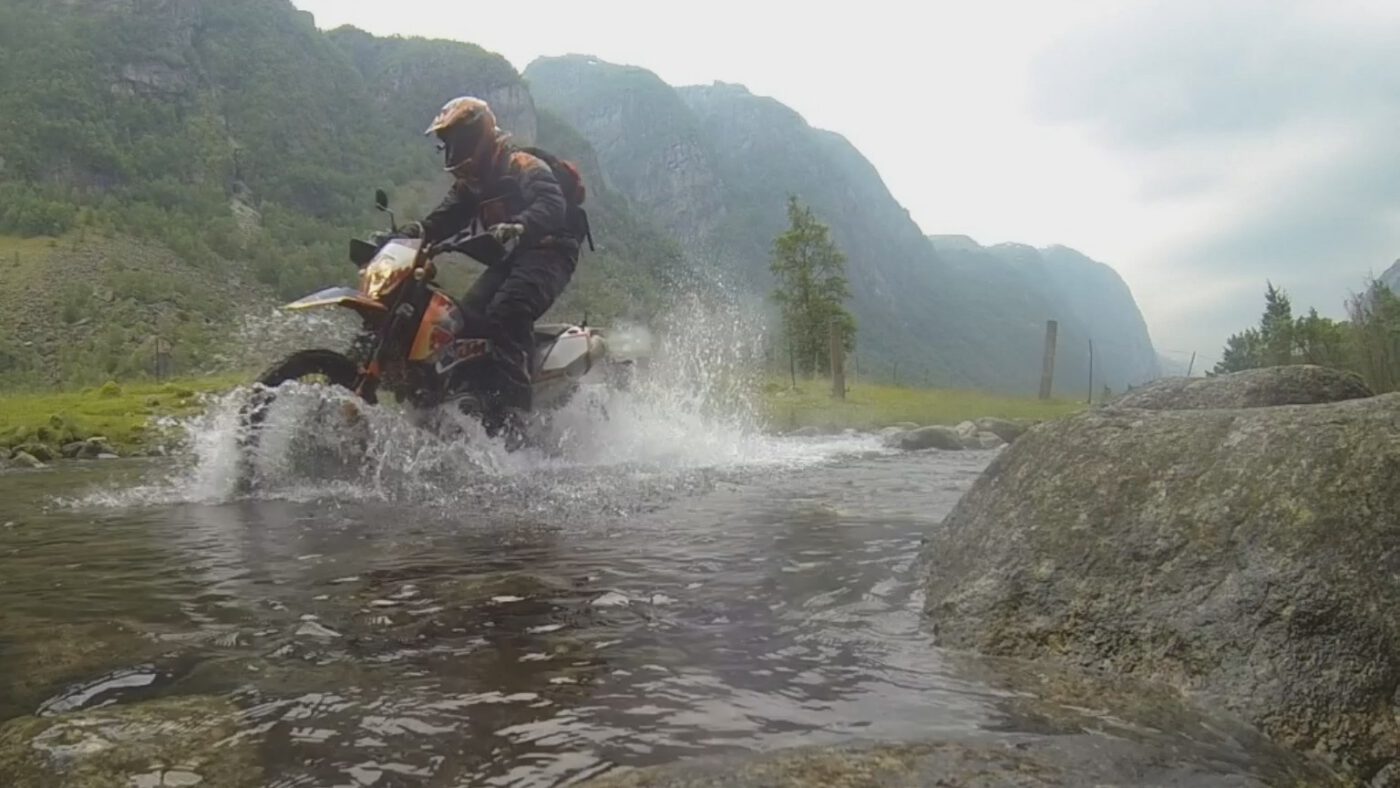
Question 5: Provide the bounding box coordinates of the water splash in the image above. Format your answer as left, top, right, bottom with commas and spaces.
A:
91, 294, 878, 509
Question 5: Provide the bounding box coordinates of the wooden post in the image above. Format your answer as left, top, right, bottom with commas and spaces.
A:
787, 332, 797, 390
1186, 351, 1197, 378
154, 336, 172, 381
830, 321, 846, 400
1039, 320, 1059, 400
1087, 338, 1094, 404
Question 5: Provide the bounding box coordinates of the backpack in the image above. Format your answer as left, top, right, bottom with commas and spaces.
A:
519, 146, 594, 251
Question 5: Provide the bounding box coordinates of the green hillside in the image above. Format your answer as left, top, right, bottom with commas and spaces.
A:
0, 0, 677, 388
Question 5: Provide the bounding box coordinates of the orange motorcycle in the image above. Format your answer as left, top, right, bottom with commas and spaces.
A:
245, 190, 615, 445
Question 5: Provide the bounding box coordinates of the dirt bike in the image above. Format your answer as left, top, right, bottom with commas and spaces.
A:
243, 190, 619, 458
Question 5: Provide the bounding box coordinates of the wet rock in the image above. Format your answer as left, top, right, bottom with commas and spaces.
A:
954, 420, 979, 441
1114, 364, 1372, 410
0, 695, 261, 787
62, 440, 88, 459
11, 451, 45, 469
975, 417, 1034, 443
883, 426, 963, 452
0, 619, 158, 719
923, 392, 1400, 783
788, 426, 827, 438
77, 438, 117, 460
970, 431, 1006, 450
13, 443, 54, 462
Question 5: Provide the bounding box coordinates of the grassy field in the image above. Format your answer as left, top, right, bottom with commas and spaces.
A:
759, 378, 1085, 431
0, 376, 239, 457
1, 372, 1084, 461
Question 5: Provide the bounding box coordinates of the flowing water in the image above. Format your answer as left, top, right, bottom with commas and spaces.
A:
0, 307, 1333, 786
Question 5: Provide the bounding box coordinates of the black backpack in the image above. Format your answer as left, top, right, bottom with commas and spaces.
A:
519, 146, 594, 251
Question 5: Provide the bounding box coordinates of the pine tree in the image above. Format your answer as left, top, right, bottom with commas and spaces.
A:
1260, 281, 1294, 366
770, 196, 855, 376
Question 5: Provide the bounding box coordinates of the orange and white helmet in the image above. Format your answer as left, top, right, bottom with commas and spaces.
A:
425, 96, 506, 177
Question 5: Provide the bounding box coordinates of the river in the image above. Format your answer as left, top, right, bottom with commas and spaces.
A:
0, 362, 1331, 786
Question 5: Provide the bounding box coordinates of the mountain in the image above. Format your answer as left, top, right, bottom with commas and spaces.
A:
0, 3, 1158, 393
525, 56, 1160, 393
928, 237, 1161, 392
1381, 259, 1400, 293
0, 0, 673, 387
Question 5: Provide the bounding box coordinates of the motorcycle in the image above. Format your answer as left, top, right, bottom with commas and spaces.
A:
243, 189, 619, 455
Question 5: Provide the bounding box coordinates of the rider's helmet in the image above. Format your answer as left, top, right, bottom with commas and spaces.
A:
424, 97, 506, 179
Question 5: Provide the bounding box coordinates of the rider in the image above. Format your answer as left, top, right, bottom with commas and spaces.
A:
403, 96, 579, 419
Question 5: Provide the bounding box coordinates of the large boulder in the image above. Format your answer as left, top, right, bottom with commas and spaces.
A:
1115, 365, 1372, 410
922, 392, 1400, 783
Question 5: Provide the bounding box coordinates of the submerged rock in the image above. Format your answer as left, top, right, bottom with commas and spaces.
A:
1114, 364, 1371, 410
585, 726, 1334, 786
0, 695, 261, 787
0, 619, 158, 720
923, 391, 1400, 782
584, 650, 1340, 786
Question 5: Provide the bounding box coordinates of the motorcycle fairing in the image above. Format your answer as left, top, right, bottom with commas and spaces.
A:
409, 290, 466, 362
286, 287, 387, 313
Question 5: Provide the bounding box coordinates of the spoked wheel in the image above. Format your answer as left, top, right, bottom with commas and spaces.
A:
236, 350, 368, 491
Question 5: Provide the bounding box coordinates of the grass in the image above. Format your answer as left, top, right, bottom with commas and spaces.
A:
2, 371, 1086, 460
0, 376, 240, 456
759, 377, 1086, 432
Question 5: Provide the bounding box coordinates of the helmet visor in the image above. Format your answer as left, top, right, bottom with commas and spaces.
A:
440, 122, 486, 172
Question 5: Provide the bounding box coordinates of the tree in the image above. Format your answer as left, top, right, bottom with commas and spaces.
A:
770, 196, 855, 377
1260, 281, 1294, 366
1212, 282, 1295, 374
1346, 278, 1400, 392
1293, 308, 1347, 367
1212, 328, 1264, 375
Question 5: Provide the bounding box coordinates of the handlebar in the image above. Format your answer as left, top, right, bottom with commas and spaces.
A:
426, 230, 513, 267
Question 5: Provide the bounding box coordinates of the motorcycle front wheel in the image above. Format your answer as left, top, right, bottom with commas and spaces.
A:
237, 350, 368, 492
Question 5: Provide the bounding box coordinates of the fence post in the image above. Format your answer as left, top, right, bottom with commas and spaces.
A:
154, 336, 172, 381
1039, 320, 1059, 400
1087, 338, 1094, 404
830, 321, 846, 401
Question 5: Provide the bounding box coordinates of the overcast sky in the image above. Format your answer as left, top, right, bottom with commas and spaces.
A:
293, 0, 1400, 366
